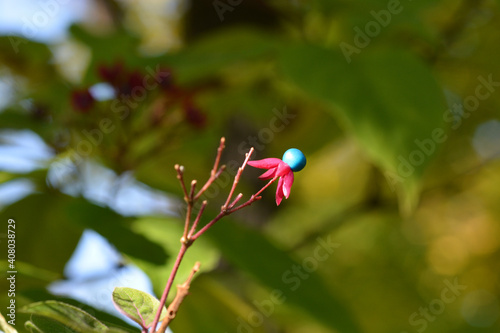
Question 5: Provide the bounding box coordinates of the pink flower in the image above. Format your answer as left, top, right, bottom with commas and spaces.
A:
248, 158, 294, 206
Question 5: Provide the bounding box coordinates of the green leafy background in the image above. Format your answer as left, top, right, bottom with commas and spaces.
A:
1, 0, 500, 332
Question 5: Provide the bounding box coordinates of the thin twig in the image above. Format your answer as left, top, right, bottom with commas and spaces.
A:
222, 148, 254, 210
175, 164, 189, 200
156, 262, 201, 332
211, 137, 225, 177
151, 139, 278, 332
190, 209, 226, 241
227, 193, 243, 210
195, 166, 226, 201
189, 180, 197, 201
192, 156, 275, 241
175, 164, 193, 241
181, 180, 197, 241
182, 207, 191, 243
194, 137, 226, 201
229, 177, 278, 213
151, 243, 188, 332
187, 200, 208, 239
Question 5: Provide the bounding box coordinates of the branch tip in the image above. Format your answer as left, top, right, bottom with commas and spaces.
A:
193, 261, 201, 272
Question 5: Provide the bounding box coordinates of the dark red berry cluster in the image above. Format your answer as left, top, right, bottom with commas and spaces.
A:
70, 60, 206, 128
71, 89, 95, 113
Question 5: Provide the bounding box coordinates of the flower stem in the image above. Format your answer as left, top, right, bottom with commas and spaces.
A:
187, 200, 208, 239
175, 164, 191, 241
156, 262, 200, 332
190, 210, 226, 241
229, 177, 278, 213
151, 243, 188, 333
194, 137, 226, 201
191, 176, 277, 240
150, 139, 278, 332
222, 148, 254, 210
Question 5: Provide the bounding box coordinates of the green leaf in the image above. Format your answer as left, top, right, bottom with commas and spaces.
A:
1, 260, 60, 284
112, 287, 167, 329
160, 28, 280, 84
0, 36, 54, 82
25, 315, 77, 333
0, 193, 168, 302
66, 198, 168, 265
0, 194, 82, 280
279, 44, 446, 212
20, 301, 109, 332
0, 110, 43, 133
171, 275, 268, 333
0, 312, 17, 333
0, 193, 165, 277
25, 316, 130, 333
206, 219, 362, 333
20, 289, 138, 333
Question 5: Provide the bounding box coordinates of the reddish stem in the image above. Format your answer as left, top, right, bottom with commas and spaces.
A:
151, 139, 279, 332
194, 138, 226, 201
175, 164, 191, 241
211, 138, 225, 177
222, 148, 254, 210
151, 243, 188, 332
188, 200, 208, 239
175, 164, 188, 199
191, 176, 277, 241
156, 262, 200, 332
181, 180, 196, 241
228, 193, 243, 210
190, 210, 226, 241
229, 177, 278, 213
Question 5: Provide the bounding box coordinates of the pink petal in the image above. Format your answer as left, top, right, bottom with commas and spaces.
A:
276, 177, 284, 206
275, 161, 292, 177
248, 158, 282, 169
258, 168, 276, 180
282, 171, 294, 199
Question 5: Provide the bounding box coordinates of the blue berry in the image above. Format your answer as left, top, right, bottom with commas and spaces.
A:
282, 148, 306, 172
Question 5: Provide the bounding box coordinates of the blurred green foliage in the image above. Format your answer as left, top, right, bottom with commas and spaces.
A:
1, 0, 500, 332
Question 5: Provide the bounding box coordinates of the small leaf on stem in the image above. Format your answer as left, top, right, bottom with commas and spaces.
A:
112, 287, 167, 330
